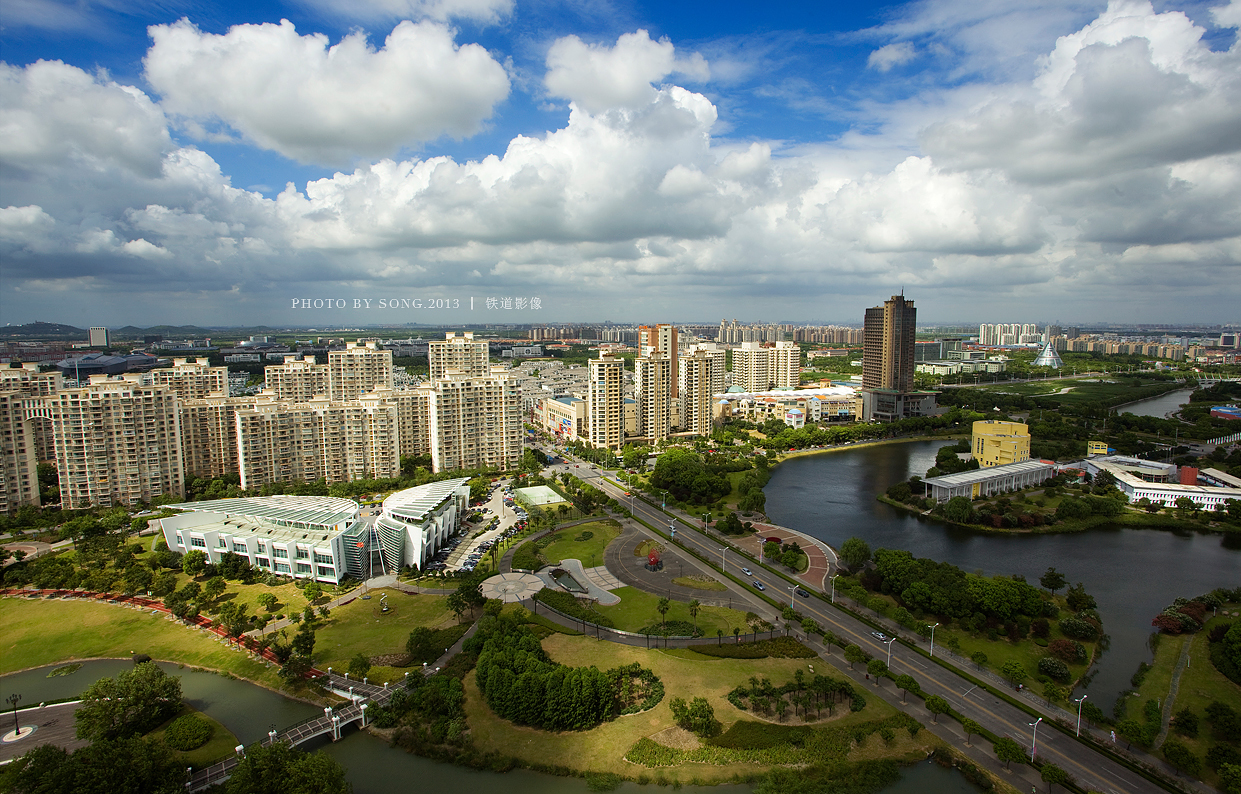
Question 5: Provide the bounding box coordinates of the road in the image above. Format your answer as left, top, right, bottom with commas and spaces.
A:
532, 444, 1168, 794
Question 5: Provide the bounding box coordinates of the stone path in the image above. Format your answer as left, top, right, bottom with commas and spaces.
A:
1155, 636, 1192, 746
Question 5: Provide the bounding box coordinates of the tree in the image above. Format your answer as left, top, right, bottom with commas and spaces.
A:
839, 537, 871, 571
75, 662, 182, 741
1066, 582, 1096, 612
961, 718, 983, 746
844, 644, 866, 669
656, 597, 670, 631
1039, 566, 1067, 594
670, 696, 720, 737
971, 651, 988, 669
348, 652, 371, 679
925, 695, 950, 723
1, 736, 186, 794
995, 736, 1026, 769
1042, 681, 1066, 706
1172, 708, 1199, 738
1217, 763, 1241, 794
801, 618, 819, 636
733, 627, 741, 643
202, 576, 227, 603
257, 592, 279, 612
1162, 739, 1202, 777
1040, 762, 1071, 792
688, 599, 701, 632
1001, 660, 1028, 688
895, 674, 919, 703
181, 549, 207, 578
224, 742, 350, 794
716, 628, 724, 645
867, 659, 887, 683
302, 581, 323, 603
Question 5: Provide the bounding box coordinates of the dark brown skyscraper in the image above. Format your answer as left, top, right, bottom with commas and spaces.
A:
863, 294, 916, 392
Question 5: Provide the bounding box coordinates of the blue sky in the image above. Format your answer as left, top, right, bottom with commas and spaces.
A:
2, 0, 1239, 328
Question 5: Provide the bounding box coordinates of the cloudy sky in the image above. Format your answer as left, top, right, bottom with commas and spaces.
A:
2, 0, 1239, 328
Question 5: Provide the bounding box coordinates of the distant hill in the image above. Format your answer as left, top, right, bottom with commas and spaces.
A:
0, 322, 86, 340
111, 325, 223, 339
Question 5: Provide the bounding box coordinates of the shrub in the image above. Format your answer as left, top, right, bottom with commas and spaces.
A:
164, 713, 214, 751
1058, 615, 1100, 641
693, 637, 816, 659
1038, 656, 1071, 682
1048, 638, 1086, 663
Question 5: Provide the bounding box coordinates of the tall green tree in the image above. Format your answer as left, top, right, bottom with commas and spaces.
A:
656, 597, 670, 631
687, 599, 701, 632
994, 737, 1026, 769
224, 742, 350, 794
1, 736, 186, 794
1040, 762, 1071, 792
839, 537, 871, 571
1039, 566, 1067, 594
75, 662, 182, 741
180, 550, 207, 578
925, 695, 950, 723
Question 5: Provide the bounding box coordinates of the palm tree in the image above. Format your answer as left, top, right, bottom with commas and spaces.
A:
688, 599, 701, 633
656, 597, 670, 631
716, 628, 724, 645
733, 626, 741, 644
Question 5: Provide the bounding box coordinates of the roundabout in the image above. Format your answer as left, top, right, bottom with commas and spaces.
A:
479, 571, 543, 603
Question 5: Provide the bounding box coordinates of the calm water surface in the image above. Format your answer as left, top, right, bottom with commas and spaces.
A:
1116, 388, 1195, 419
0, 661, 982, 794
764, 437, 1241, 709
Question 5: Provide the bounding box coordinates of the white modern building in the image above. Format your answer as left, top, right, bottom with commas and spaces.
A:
922, 460, 1057, 503
373, 478, 471, 572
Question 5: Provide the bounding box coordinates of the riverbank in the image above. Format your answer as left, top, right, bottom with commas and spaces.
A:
876, 495, 1239, 536
775, 434, 967, 465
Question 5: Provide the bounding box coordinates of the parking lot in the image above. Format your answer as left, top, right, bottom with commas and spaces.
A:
423, 479, 529, 573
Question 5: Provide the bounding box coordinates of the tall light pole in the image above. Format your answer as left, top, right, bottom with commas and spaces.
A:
788, 584, 799, 606
830, 574, 839, 603
6, 693, 20, 737
885, 637, 896, 667
929, 623, 940, 657
1074, 694, 1088, 737
718, 546, 728, 572
1029, 717, 1043, 760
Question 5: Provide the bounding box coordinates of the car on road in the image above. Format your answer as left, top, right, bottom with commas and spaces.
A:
752, 580, 765, 591
796, 588, 811, 599
740, 567, 752, 576
871, 631, 890, 642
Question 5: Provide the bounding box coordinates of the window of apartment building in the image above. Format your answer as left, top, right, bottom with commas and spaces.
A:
313, 552, 332, 564
274, 562, 290, 573
232, 542, 247, 554
316, 566, 334, 577
295, 563, 311, 574
295, 547, 308, 559
273, 548, 288, 559
217, 537, 228, 548
190, 537, 206, 548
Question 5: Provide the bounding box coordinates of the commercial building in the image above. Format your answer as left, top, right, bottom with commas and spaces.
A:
147, 358, 228, 400
328, 341, 393, 401
372, 478, 471, 573
714, 386, 862, 424
265, 356, 330, 401
862, 294, 936, 421
972, 420, 1031, 468
159, 495, 361, 583
536, 395, 587, 442
45, 375, 184, 507
88, 327, 109, 348
731, 341, 800, 392
588, 354, 625, 449
922, 460, 1056, 503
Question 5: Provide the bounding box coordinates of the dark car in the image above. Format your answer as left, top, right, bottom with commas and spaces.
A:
796, 588, 811, 599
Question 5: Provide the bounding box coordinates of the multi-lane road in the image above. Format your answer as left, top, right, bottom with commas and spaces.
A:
532, 444, 1172, 794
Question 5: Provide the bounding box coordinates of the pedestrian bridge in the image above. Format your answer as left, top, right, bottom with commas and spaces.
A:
187, 673, 398, 792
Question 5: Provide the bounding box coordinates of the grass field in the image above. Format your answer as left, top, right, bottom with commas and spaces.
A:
146, 705, 239, 769
463, 632, 911, 781
937, 624, 1097, 693
594, 587, 753, 636
971, 378, 1183, 407
538, 520, 622, 569
0, 598, 283, 689
313, 588, 454, 682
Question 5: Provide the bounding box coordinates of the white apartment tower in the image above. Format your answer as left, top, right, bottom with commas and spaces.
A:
328, 341, 393, 401
45, 376, 183, 507
634, 352, 673, 442
588, 355, 625, 449
88, 327, 109, 347
0, 393, 40, 513
147, 358, 228, 400
428, 370, 521, 473
679, 350, 721, 436
639, 324, 678, 397
427, 332, 490, 380
266, 356, 330, 401
732, 341, 800, 392
683, 343, 726, 398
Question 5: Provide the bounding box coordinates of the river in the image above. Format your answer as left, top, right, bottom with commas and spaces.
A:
0, 660, 981, 793
764, 409, 1239, 711
1115, 388, 1196, 419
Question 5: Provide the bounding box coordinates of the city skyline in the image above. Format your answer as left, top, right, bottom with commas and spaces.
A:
2, 0, 1240, 326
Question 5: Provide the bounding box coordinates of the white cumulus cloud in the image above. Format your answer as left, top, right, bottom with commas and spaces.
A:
294, 0, 512, 24
867, 42, 917, 72
545, 30, 709, 114
144, 18, 511, 165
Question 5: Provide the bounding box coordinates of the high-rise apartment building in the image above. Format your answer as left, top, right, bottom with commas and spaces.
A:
862, 294, 933, 422
179, 395, 255, 479
0, 393, 40, 513
427, 331, 490, 380
428, 370, 521, 473
1, 364, 63, 463
45, 376, 183, 507
386, 387, 433, 459
588, 355, 625, 449
683, 343, 726, 397
88, 327, 109, 347
639, 325, 678, 397
732, 341, 800, 392
265, 356, 330, 401
679, 350, 721, 436
634, 352, 673, 441
328, 340, 393, 401
147, 358, 228, 399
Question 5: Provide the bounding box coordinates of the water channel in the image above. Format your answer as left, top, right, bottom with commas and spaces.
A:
763, 391, 1239, 711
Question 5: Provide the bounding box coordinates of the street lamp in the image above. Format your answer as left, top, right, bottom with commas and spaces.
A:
885, 637, 896, 667
830, 574, 839, 603
929, 623, 940, 657
718, 546, 728, 571
669, 521, 676, 542
787, 584, 800, 606
1029, 717, 1043, 760
6, 693, 20, 737
1074, 694, 1088, 737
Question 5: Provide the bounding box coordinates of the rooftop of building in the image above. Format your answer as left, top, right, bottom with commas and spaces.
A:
922, 459, 1055, 487
381, 477, 471, 524
715, 386, 858, 400
164, 495, 360, 530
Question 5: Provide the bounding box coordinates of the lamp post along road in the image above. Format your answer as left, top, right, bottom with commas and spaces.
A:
830, 574, 838, 603
1075, 695, 1088, 738
6, 693, 20, 737
929, 623, 940, 657
885, 637, 896, 667
788, 584, 800, 606
1030, 717, 1043, 760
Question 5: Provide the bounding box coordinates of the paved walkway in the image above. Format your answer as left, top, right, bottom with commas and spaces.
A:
1155, 636, 1192, 746
0, 702, 87, 762
721, 521, 836, 591
539, 559, 620, 605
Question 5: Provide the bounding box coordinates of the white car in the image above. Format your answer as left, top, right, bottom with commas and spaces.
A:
741, 567, 752, 576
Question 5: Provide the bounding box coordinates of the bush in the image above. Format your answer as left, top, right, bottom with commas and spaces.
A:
1038, 656, 1071, 683
164, 713, 214, 751
1058, 615, 1100, 641
534, 588, 616, 628
511, 541, 542, 572
693, 637, 816, 659
709, 720, 812, 750
1048, 638, 1086, 663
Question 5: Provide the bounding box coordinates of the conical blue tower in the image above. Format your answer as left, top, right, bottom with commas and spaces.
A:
1032, 341, 1064, 369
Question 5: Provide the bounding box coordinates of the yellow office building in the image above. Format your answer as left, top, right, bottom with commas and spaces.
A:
972, 420, 1030, 468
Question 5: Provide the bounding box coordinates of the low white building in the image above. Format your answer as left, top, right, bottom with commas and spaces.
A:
1083, 456, 1241, 509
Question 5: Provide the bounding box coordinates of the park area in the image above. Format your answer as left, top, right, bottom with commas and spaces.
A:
313, 588, 459, 682
512, 519, 621, 571
593, 586, 754, 638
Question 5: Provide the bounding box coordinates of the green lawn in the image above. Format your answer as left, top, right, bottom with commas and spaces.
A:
594, 586, 753, 636
0, 598, 283, 690
312, 587, 454, 682
1131, 633, 1184, 718
146, 705, 239, 769
538, 520, 621, 569
939, 623, 1096, 695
